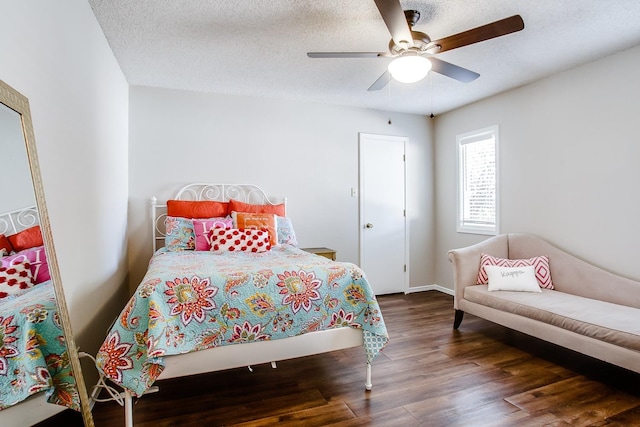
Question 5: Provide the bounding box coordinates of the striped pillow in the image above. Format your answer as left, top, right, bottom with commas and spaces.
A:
477, 253, 554, 289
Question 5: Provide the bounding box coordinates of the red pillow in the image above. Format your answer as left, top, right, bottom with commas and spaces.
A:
0, 234, 13, 254
167, 200, 229, 219
228, 199, 285, 216
8, 226, 43, 252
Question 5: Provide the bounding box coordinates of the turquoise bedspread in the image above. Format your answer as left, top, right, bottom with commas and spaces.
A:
97, 245, 389, 396
0, 281, 80, 411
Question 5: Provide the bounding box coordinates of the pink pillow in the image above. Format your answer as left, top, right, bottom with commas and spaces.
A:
193, 218, 233, 251
477, 253, 553, 289
2, 245, 50, 284
0, 259, 34, 299
209, 228, 271, 253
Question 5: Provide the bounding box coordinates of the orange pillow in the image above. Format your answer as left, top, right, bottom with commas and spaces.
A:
0, 234, 13, 254
233, 212, 277, 246
167, 200, 229, 219
228, 199, 285, 217
8, 226, 43, 252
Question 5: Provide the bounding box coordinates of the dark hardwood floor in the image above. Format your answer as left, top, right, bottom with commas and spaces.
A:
38, 291, 640, 426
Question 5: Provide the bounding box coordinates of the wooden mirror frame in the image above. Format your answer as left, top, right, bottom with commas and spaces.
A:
0, 79, 94, 426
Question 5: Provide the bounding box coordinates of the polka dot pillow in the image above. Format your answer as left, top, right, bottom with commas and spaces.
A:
0, 259, 35, 299
208, 228, 271, 253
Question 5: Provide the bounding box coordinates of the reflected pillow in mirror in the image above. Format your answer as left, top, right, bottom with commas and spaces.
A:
1, 245, 50, 284
8, 225, 43, 252
0, 259, 35, 299
0, 234, 13, 254
276, 216, 298, 246
193, 218, 233, 251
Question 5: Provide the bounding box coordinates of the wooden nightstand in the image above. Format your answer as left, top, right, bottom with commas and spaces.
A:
301, 247, 336, 261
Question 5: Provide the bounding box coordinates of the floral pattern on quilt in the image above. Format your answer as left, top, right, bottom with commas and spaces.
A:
96, 245, 389, 396
0, 282, 80, 411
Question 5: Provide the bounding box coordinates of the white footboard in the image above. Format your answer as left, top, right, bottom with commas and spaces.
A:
122, 327, 372, 427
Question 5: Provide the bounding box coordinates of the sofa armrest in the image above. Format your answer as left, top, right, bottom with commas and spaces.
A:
448, 235, 509, 309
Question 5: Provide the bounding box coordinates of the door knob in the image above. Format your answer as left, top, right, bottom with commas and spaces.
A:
365, 223, 374, 229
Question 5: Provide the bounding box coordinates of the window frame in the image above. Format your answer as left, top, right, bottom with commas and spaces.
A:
456, 125, 499, 235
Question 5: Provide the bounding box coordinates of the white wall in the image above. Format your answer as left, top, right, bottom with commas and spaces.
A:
128, 86, 435, 292
434, 44, 640, 289
0, 0, 130, 385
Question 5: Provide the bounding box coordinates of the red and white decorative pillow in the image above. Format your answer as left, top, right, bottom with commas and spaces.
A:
193, 218, 233, 251
1, 245, 50, 284
477, 253, 554, 289
208, 228, 271, 253
0, 259, 35, 299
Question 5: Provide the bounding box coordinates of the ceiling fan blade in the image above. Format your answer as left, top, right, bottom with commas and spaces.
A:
428, 15, 524, 53
367, 70, 391, 91
373, 0, 414, 48
307, 52, 389, 58
429, 57, 480, 83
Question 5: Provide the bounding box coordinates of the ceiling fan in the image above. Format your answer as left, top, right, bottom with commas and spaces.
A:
307, 0, 524, 91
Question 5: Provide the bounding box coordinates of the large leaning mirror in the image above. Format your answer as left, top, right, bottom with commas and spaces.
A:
0, 79, 93, 426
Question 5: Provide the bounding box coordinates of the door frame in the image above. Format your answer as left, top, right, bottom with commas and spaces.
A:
358, 132, 410, 294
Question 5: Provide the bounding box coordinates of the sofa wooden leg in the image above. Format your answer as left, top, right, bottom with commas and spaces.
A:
453, 310, 464, 329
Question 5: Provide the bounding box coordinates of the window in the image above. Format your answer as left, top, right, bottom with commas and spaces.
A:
457, 126, 498, 235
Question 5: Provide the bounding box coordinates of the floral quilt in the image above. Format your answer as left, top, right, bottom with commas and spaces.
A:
0, 281, 80, 411
96, 245, 389, 396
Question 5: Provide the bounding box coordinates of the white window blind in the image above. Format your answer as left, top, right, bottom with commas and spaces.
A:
457, 126, 498, 235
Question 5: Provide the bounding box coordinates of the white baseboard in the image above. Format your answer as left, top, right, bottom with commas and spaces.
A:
405, 284, 454, 296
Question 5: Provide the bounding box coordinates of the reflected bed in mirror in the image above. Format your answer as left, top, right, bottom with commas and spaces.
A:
0, 80, 93, 426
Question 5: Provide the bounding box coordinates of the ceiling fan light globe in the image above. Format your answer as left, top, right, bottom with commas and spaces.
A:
388, 56, 432, 83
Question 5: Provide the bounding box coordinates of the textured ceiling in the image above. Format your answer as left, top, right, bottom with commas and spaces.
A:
89, 0, 640, 115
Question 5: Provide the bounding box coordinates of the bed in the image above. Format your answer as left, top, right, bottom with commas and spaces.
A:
0, 206, 81, 417
95, 183, 389, 427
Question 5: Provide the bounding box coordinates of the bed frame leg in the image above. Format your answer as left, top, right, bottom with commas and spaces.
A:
453, 309, 465, 329
124, 389, 134, 427
365, 363, 372, 391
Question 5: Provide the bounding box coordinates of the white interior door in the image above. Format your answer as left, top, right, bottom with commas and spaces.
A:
359, 133, 408, 295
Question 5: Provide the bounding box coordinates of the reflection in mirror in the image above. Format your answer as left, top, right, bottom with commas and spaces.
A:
0, 80, 93, 426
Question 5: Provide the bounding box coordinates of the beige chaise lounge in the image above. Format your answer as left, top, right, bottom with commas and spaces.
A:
448, 233, 640, 374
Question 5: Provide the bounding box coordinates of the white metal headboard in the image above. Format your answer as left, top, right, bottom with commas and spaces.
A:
0, 205, 39, 237
152, 183, 286, 252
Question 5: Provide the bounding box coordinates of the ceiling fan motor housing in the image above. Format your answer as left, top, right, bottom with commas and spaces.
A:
388, 11, 439, 56
389, 30, 433, 55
